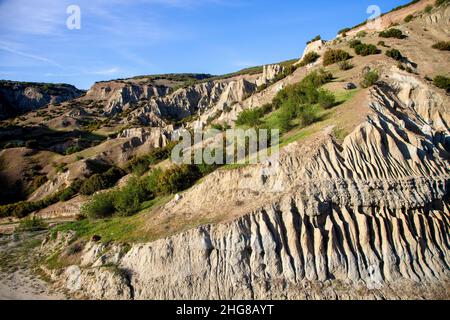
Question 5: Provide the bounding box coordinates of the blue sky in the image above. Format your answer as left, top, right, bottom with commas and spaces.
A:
0, 0, 411, 89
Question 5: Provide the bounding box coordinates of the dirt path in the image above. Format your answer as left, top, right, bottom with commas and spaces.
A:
0, 232, 68, 300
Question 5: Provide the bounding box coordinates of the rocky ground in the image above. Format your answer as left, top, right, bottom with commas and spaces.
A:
0, 232, 67, 300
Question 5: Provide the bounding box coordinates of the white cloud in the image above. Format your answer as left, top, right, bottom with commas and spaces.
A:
0, 42, 61, 67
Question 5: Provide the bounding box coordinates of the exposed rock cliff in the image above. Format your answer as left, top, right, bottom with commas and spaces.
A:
45, 71, 449, 300
0, 81, 84, 119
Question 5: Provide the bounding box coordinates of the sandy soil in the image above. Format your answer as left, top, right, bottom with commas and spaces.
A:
0, 270, 66, 300
0, 232, 67, 300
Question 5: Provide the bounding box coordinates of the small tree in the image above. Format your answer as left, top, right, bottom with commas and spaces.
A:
323, 49, 351, 66
386, 49, 403, 61
81, 191, 116, 219
433, 75, 450, 92
318, 89, 336, 109
361, 71, 379, 88
379, 28, 404, 39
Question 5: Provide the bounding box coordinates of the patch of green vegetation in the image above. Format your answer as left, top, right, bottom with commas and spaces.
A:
386, 49, 404, 61
332, 126, 351, 144
52, 197, 171, 243
424, 4, 433, 13
16, 216, 48, 232
307, 35, 321, 44
404, 14, 414, 23
432, 41, 450, 51
433, 75, 450, 92
349, 40, 380, 56
356, 31, 367, 38
379, 28, 405, 39
361, 70, 379, 88
338, 61, 354, 71
323, 49, 351, 66
298, 52, 320, 67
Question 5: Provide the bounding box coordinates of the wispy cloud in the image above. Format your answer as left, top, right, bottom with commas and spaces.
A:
44, 67, 121, 77
0, 43, 61, 67
90, 67, 120, 75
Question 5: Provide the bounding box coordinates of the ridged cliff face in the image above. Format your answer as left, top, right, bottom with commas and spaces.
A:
0, 81, 84, 119
49, 71, 449, 300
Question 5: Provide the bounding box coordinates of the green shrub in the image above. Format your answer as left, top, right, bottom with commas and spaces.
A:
65, 145, 82, 155
386, 49, 403, 61
433, 75, 450, 92
79, 167, 124, 196
307, 35, 321, 44
354, 43, 380, 56
236, 108, 264, 127
356, 31, 367, 38
404, 15, 414, 22
79, 174, 108, 196
132, 162, 148, 176
360, 71, 379, 88
338, 61, 354, 70
81, 191, 116, 219
31, 175, 48, 192
435, 0, 449, 6
53, 163, 67, 173
349, 39, 362, 48
113, 178, 147, 216
432, 41, 450, 51
297, 106, 320, 127
317, 89, 336, 109
59, 180, 83, 202
323, 49, 351, 66
379, 28, 404, 39
378, 41, 387, 47
157, 165, 202, 195
16, 216, 47, 232
299, 52, 320, 67
424, 5, 433, 13
338, 28, 351, 35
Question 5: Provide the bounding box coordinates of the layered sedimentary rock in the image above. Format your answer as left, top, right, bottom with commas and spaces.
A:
50, 72, 449, 300
0, 81, 84, 119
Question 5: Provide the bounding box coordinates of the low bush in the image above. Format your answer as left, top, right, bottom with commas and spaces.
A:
432, 41, 450, 51
354, 43, 380, 56
379, 28, 404, 39
298, 52, 320, 67
59, 179, 83, 202
113, 178, 147, 216
79, 167, 124, 196
386, 49, 403, 61
338, 28, 351, 35
317, 89, 336, 109
338, 61, 354, 70
404, 14, 414, 22
323, 49, 351, 66
433, 75, 450, 92
360, 71, 379, 88
307, 35, 321, 44
349, 39, 362, 49
16, 216, 47, 232
435, 0, 449, 6
424, 5, 433, 13
378, 41, 387, 47
236, 108, 264, 127
356, 31, 367, 38
81, 191, 116, 219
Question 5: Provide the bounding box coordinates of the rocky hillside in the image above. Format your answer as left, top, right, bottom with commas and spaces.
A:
0, 81, 84, 119
0, 0, 448, 301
